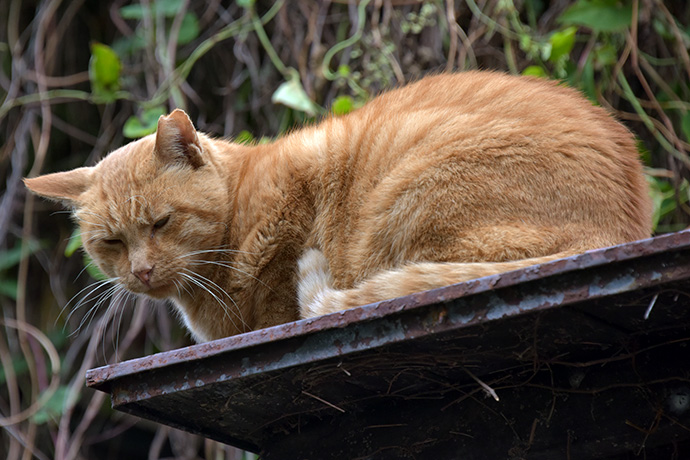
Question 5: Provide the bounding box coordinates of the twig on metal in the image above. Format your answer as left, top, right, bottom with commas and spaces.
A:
463, 367, 499, 402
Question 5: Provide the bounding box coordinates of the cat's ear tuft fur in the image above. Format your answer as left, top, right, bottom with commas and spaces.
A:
24, 167, 93, 206
155, 109, 204, 169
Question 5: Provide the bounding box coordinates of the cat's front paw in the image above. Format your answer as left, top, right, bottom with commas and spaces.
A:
297, 248, 331, 308
296, 249, 340, 318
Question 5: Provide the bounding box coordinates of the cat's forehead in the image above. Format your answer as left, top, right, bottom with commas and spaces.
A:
77, 136, 165, 227
75, 190, 158, 230
100, 135, 156, 171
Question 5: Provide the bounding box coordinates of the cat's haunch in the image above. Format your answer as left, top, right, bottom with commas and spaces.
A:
25, 71, 652, 342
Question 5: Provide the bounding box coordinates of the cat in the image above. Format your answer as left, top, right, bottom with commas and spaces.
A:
25, 71, 652, 343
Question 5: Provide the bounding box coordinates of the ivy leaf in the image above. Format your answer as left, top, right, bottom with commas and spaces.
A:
681, 112, 690, 143
558, 0, 633, 33
120, 0, 185, 19
0, 280, 17, 300
271, 71, 320, 116
177, 13, 200, 45
549, 27, 577, 62
236, 0, 255, 9
522, 65, 548, 78
235, 130, 255, 145
0, 240, 41, 272
84, 254, 108, 281
331, 96, 354, 115
646, 175, 690, 231
123, 106, 166, 138
65, 228, 82, 258
89, 43, 122, 102
31, 386, 71, 425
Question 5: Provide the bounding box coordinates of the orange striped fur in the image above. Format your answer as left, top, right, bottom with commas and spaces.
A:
26, 72, 652, 342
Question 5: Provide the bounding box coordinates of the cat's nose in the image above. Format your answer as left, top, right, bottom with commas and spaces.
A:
133, 267, 153, 285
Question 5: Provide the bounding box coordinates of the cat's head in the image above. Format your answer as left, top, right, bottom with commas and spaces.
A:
25, 109, 230, 300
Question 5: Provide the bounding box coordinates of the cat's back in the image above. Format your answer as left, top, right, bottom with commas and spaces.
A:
306, 72, 651, 284
316, 71, 649, 224
347, 71, 634, 159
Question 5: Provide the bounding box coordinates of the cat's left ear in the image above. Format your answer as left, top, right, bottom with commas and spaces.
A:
24, 167, 93, 207
155, 109, 204, 169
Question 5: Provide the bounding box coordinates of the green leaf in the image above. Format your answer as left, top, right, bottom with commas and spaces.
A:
0, 240, 41, 300
0, 355, 29, 384
549, 27, 577, 62
0, 240, 41, 271
0, 279, 18, 300
593, 43, 618, 67
236, 0, 255, 9
177, 13, 200, 45
62, 228, 108, 280
337, 65, 351, 77
235, 130, 255, 145
119, 3, 145, 19
123, 106, 166, 138
120, 0, 185, 19
558, 0, 633, 32
84, 253, 108, 281
31, 386, 71, 425
522, 65, 548, 78
646, 175, 690, 230
112, 34, 146, 56
89, 43, 122, 102
65, 229, 82, 258
331, 95, 354, 115
580, 56, 597, 101
681, 112, 690, 143
271, 72, 320, 116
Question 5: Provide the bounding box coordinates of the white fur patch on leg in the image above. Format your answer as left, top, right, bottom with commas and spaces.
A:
297, 249, 342, 318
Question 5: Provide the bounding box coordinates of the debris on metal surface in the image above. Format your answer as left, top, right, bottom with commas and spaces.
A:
87, 230, 690, 459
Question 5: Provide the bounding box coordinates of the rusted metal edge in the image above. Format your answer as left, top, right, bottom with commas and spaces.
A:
86, 230, 690, 398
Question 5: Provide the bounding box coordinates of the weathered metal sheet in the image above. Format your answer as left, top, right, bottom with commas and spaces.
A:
86, 230, 690, 458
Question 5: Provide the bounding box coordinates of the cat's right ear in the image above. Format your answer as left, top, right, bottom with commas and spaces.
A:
155, 109, 204, 169
24, 167, 93, 206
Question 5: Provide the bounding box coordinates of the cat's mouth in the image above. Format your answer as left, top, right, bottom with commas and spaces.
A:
126, 279, 176, 299
145, 284, 176, 298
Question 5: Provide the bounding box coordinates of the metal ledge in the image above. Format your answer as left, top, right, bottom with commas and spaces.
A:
87, 230, 690, 459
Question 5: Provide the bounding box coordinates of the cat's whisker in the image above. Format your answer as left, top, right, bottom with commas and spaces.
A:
176, 277, 195, 299
72, 282, 122, 337
75, 210, 110, 226
179, 270, 248, 332
84, 234, 109, 244
191, 271, 249, 332
179, 271, 240, 331
60, 277, 120, 325
49, 210, 74, 217
111, 288, 135, 361
177, 247, 260, 258
101, 288, 125, 362
77, 220, 107, 229
172, 279, 183, 299
187, 259, 275, 294
73, 259, 105, 283
67, 229, 105, 241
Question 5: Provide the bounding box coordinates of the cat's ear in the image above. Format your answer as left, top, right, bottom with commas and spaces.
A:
24, 167, 93, 206
155, 109, 204, 169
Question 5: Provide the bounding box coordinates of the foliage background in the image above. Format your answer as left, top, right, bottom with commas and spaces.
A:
1, 0, 689, 458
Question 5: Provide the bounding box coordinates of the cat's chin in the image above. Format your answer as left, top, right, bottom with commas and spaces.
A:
125, 282, 176, 299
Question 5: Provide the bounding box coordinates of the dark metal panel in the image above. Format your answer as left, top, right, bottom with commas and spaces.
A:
86, 230, 690, 458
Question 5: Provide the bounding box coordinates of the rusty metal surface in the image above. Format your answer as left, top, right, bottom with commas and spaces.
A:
86, 230, 690, 458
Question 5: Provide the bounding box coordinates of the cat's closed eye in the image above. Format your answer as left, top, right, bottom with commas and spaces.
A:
153, 216, 170, 230
103, 238, 122, 246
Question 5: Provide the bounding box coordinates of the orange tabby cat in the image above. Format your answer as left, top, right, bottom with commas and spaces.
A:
25, 72, 652, 342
